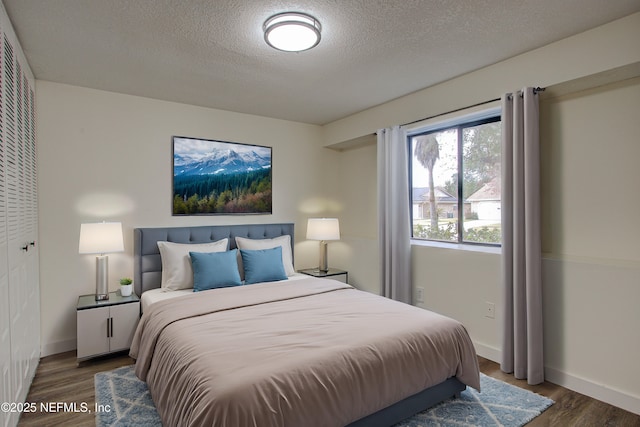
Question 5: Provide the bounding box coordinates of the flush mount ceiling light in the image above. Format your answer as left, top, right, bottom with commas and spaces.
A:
263, 12, 321, 52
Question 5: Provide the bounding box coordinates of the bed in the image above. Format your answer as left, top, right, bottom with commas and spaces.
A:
130, 223, 480, 427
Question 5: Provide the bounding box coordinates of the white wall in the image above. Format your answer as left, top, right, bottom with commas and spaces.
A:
539, 78, 640, 411
327, 14, 640, 414
36, 81, 338, 356
332, 141, 378, 294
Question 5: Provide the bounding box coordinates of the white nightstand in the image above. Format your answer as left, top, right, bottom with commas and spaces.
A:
76, 291, 140, 361
298, 268, 348, 284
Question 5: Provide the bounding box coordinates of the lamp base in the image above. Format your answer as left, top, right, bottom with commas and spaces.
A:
95, 255, 110, 301
318, 240, 329, 272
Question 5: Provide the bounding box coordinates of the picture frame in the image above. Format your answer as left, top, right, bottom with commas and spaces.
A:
172, 136, 272, 215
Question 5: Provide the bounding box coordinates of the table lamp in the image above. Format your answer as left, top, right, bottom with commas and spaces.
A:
79, 222, 124, 300
306, 218, 340, 272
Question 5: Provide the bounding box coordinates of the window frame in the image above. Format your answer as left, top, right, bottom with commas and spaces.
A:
408, 109, 502, 247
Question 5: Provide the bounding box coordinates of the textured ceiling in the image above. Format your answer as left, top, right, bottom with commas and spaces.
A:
3, 0, 640, 125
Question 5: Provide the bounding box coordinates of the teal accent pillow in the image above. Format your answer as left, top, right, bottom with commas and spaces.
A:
240, 247, 288, 284
189, 250, 242, 292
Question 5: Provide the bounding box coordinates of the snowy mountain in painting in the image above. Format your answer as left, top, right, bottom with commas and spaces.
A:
174, 148, 271, 176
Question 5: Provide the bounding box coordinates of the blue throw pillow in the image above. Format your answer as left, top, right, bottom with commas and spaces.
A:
189, 250, 242, 292
240, 247, 288, 285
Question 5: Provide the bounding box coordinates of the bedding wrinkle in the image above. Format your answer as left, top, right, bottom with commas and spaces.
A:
130, 277, 480, 427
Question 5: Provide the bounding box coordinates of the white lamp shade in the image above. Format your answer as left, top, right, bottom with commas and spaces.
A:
79, 222, 124, 254
306, 218, 340, 241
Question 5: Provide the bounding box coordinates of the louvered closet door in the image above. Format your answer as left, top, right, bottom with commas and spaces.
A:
3, 33, 25, 406
23, 72, 38, 380
17, 55, 38, 381
0, 29, 11, 427
2, 32, 38, 408
0, 10, 39, 426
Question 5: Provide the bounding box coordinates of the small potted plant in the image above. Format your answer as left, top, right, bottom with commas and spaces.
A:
119, 277, 133, 297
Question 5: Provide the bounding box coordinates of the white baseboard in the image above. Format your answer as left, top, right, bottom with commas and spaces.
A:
545, 366, 640, 416
472, 340, 640, 416
41, 338, 76, 357
473, 340, 501, 363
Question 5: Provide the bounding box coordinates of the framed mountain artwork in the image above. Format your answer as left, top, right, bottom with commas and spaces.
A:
172, 136, 272, 215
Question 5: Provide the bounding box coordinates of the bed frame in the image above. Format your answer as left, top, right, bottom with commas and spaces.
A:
133, 223, 465, 427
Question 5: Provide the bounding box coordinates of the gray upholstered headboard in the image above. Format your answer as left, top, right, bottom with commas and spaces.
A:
133, 223, 295, 296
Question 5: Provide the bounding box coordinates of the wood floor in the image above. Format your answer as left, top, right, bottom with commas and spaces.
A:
17, 351, 640, 426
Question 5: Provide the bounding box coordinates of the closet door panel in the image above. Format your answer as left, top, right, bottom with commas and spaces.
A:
21, 65, 37, 379
2, 32, 23, 405
0, 7, 39, 421
3, 31, 35, 406
0, 24, 11, 427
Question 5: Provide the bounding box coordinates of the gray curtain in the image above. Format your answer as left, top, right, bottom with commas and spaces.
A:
377, 126, 412, 304
500, 87, 544, 385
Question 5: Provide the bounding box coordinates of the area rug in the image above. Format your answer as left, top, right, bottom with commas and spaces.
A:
95, 366, 553, 427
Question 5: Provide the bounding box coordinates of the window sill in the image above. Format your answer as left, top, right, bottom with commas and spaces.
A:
410, 239, 501, 255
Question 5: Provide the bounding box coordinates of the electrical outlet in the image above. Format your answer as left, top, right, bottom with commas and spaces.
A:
416, 287, 424, 303
485, 302, 495, 319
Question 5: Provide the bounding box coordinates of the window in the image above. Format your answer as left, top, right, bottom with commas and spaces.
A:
409, 114, 501, 246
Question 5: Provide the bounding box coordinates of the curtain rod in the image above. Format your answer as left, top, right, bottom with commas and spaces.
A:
401, 97, 499, 127
401, 86, 545, 128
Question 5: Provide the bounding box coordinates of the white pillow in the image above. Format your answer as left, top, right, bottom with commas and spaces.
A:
157, 239, 229, 290
235, 235, 295, 277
